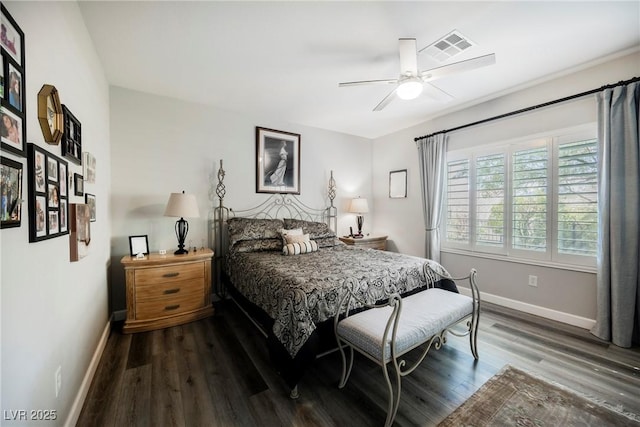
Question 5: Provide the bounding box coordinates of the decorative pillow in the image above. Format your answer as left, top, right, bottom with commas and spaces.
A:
282, 234, 318, 255
284, 233, 310, 245
280, 227, 303, 245
228, 217, 284, 250
283, 218, 336, 240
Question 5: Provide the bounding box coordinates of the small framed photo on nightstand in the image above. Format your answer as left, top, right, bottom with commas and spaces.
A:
129, 235, 149, 257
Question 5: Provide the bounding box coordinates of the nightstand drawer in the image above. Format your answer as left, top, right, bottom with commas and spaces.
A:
136, 278, 204, 301
134, 262, 204, 285
357, 240, 386, 250
136, 293, 205, 320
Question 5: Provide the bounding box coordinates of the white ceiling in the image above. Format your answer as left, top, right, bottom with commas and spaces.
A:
78, 1, 640, 139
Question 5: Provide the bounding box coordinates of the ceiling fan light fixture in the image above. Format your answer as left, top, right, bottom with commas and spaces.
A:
397, 78, 423, 100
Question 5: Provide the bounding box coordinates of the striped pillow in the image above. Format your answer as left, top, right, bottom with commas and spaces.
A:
282, 234, 319, 255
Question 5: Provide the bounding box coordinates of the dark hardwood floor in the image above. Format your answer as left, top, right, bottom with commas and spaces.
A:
77, 300, 640, 426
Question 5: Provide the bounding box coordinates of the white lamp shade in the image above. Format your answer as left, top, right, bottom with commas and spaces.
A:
164, 192, 200, 218
349, 198, 369, 214
396, 78, 423, 100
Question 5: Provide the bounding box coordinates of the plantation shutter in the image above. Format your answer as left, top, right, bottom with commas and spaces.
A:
445, 159, 470, 244
557, 139, 598, 256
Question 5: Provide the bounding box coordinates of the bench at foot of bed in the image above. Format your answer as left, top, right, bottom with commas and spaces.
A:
334, 266, 480, 427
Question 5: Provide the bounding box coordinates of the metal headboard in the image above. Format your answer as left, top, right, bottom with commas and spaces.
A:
208, 159, 337, 295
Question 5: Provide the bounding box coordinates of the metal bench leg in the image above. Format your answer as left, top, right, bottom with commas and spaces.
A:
469, 310, 480, 360
338, 343, 354, 388
382, 362, 402, 427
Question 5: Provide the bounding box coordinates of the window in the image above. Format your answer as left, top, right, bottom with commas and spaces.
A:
556, 138, 598, 259
475, 153, 505, 249
443, 127, 597, 268
512, 146, 547, 252
445, 159, 470, 243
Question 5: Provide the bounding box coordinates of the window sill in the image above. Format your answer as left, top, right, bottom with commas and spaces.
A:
441, 247, 597, 274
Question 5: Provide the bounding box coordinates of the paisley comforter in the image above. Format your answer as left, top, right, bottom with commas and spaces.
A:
225, 245, 450, 358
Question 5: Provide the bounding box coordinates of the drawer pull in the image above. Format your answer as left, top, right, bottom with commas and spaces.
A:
163, 288, 180, 295
165, 304, 180, 311
163, 272, 180, 278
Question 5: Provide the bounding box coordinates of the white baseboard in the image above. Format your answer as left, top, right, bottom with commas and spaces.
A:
64, 319, 111, 427
459, 287, 596, 330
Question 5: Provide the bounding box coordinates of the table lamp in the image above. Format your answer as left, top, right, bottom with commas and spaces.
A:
349, 197, 369, 238
164, 191, 200, 254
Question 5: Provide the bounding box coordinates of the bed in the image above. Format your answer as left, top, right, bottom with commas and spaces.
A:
210, 161, 463, 397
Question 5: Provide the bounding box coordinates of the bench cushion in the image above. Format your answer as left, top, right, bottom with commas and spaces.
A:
337, 288, 473, 362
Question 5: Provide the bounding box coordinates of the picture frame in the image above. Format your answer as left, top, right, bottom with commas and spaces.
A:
47, 156, 57, 182
1, 4, 26, 157
129, 235, 149, 257
74, 173, 83, 196
61, 104, 81, 165
1, 106, 23, 155
85, 193, 96, 222
59, 162, 67, 197
1, 155, 22, 228
7, 62, 22, 112
83, 151, 95, 183
256, 126, 300, 194
27, 143, 69, 242
389, 169, 407, 198
59, 199, 67, 233
69, 203, 90, 262
0, 55, 4, 99
1, 5, 23, 66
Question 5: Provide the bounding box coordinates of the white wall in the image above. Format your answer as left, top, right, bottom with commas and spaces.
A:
109, 87, 372, 313
1, 2, 111, 426
372, 51, 640, 324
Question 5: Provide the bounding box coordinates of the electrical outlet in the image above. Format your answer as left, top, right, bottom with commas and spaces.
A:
528, 275, 538, 287
55, 366, 62, 397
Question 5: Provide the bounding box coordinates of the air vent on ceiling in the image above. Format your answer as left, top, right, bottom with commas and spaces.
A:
421, 30, 475, 62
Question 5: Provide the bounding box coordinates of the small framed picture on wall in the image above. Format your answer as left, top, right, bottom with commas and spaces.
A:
1, 156, 23, 228
85, 193, 96, 222
74, 173, 83, 196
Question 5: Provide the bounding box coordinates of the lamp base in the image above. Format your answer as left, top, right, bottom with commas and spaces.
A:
356, 215, 364, 238
174, 217, 190, 255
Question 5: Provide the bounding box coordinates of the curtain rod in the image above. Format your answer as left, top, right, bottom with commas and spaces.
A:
414, 76, 640, 142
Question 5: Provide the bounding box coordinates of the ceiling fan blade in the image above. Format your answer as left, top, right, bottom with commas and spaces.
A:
373, 88, 397, 112
399, 38, 418, 76
339, 79, 398, 87
423, 82, 454, 101
420, 53, 496, 81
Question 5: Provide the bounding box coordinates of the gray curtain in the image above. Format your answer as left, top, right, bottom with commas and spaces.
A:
591, 81, 640, 348
417, 134, 448, 262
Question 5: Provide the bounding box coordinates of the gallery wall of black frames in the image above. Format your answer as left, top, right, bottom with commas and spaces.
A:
1, 4, 89, 245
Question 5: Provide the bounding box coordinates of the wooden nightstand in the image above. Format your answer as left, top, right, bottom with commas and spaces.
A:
121, 248, 214, 333
339, 235, 388, 250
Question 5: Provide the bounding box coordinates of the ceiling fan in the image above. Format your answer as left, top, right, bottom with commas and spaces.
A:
338, 38, 496, 111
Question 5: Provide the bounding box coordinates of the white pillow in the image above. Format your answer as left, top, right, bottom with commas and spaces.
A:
285, 233, 310, 244
280, 228, 303, 245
